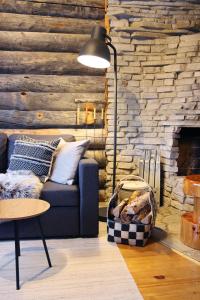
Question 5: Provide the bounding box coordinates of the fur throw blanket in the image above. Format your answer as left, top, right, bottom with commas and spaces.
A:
0, 171, 43, 199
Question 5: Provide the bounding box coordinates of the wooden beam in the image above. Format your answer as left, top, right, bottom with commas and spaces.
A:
0, 0, 104, 20
0, 51, 105, 76
0, 32, 90, 52
0, 110, 103, 128
85, 151, 106, 168
0, 128, 107, 150
0, 75, 105, 92
0, 92, 105, 111
0, 127, 106, 137
0, 13, 103, 34
30, 0, 105, 8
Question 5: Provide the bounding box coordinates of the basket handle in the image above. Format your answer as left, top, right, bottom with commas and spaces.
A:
117, 174, 152, 193
119, 174, 146, 184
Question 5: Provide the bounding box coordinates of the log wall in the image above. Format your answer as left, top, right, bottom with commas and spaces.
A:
0, 0, 105, 128
0, 0, 107, 201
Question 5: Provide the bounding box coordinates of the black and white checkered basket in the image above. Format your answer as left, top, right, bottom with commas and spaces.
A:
107, 175, 157, 247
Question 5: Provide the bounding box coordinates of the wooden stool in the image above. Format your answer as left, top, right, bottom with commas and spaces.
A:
180, 175, 200, 249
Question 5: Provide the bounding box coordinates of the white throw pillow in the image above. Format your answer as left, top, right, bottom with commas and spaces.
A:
50, 139, 90, 185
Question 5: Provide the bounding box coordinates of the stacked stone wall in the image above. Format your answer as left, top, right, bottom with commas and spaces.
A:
106, 0, 200, 210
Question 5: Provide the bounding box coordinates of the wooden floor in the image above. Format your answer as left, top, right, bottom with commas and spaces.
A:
118, 239, 200, 300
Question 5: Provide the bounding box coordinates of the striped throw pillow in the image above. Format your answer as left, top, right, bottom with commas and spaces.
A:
8, 136, 60, 182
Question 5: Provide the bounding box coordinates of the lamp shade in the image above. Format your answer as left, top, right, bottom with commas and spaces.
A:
77, 26, 111, 69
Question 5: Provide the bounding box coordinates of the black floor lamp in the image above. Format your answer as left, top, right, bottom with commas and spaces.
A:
77, 26, 117, 220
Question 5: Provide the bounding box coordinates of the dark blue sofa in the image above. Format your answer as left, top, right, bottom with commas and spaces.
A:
0, 133, 99, 239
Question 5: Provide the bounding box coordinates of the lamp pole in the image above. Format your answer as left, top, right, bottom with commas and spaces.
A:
77, 26, 118, 218
106, 42, 117, 194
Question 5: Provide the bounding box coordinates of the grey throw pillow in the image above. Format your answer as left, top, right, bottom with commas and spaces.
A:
8, 136, 60, 182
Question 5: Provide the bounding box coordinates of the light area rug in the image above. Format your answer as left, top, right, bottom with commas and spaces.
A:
152, 206, 200, 263
0, 222, 143, 300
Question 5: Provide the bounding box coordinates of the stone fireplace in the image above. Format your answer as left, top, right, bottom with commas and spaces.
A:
105, 0, 200, 212
177, 128, 200, 176
163, 126, 200, 212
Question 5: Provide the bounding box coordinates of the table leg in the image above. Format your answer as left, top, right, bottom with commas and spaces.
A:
14, 220, 20, 290
37, 217, 52, 268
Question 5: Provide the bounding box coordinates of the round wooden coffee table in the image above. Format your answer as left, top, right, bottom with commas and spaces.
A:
0, 198, 52, 290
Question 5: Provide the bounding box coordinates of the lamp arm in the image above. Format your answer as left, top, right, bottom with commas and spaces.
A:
107, 42, 118, 194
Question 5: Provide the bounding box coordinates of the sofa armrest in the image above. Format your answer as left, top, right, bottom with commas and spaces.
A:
78, 158, 99, 237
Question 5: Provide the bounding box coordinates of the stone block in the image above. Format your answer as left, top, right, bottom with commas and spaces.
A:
118, 155, 133, 162
170, 200, 193, 212
186, 63, 200, 71
121, 66, 141, 74
132, 75, 143, 80
178, 71, 194, 79
164, 79, 174, 85
176, 58, 191, 64
178, 46, 199, 53
140, 80, 153, 87
141, 86, 157, 93
177, 91, 193, 97
163, 64, 185, 73
194, 71, 200, 77
126, 133, 138, 138
129, 62, 141, 67
168, 43, 178, 49
151, 45, 166, 53
156, 73, 176, 79
186, 52, 197, 58
136, 45, 151, 52
119, 121, 128, 127
180, 33, 200, 43
111, 19, 129, 28
141, 92, 158, 99
159, 92, 177, 98
142, 61, 167, 67
118, 162, 136, 170
176, 85, 193, 92
157, 86, 175, 92
153, 80, 164, 87
127, 80, 140, 87
144, 74, 155, 80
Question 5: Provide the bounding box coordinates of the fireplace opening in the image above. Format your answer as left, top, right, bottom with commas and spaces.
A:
177, 127, 200, 176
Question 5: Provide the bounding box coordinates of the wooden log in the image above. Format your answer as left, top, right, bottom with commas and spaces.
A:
31, 0, 104, 8
0, 128, 106, 149
0, 75, 105, 93
0, 32, 90, 52
99, 189, 107, 202
0, 110, 103, 128
0, 127, 106, 138
0, 0, 104, 20
99, 169, 107, 188
85, 150, 106, 168
0, 92, 105, 111
0, 51, 105, 76
0, 13, 103, 34
181, 212, 200, 250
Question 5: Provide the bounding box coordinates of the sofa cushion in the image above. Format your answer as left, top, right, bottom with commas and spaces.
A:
41, 181, 79, 207
8, 136, 60, 182
0, 133, 7, 173
50, 139, 90, 185
7, 134, 75, 164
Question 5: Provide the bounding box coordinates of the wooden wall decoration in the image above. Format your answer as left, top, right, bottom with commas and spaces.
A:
0, 0, 107, 201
